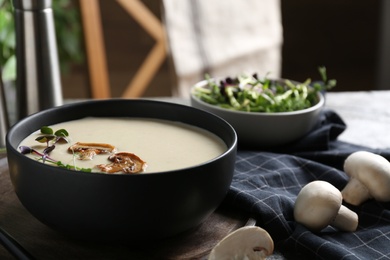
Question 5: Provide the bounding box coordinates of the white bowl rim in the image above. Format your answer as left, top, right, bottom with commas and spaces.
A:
191, 79, 325, 116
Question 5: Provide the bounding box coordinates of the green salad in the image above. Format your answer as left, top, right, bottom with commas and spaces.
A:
192, 67, 336, 113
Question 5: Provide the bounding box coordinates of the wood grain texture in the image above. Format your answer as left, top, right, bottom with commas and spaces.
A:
79, 0, 111, 99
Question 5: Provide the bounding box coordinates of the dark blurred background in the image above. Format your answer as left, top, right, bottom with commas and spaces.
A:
281, 0, 383, 92
61, 0, 386, 99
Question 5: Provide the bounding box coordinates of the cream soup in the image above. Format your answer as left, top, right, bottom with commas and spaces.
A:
18, 117, 227, 173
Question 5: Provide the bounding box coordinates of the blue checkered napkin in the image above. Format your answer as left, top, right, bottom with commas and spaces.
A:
227, 149, 390, 259
266, 108, 347, 153
224, 109, 390, 259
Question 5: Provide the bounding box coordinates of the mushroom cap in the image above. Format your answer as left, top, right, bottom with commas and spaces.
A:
208, 226, 274, 260
294, 180, 342, 231
343, 151, 390, 202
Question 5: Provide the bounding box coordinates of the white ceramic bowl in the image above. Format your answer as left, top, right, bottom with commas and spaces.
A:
190, 79, 325, 148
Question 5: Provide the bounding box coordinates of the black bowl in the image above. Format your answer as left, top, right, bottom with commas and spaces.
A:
6, 99, 237, 240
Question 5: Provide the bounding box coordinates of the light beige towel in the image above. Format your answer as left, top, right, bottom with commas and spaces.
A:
162, 0, 283, 97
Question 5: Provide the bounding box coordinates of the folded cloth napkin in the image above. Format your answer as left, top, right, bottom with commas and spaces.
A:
224, 109, 390, 259
268, 108, 347, 153
162, 0, 283, 98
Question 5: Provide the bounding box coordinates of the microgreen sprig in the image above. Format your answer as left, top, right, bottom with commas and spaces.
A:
32, 126, 70, 162
36, 126, 69, 145
19, 146, 56, 162
19, 126, 91, 172
19, 145, 91, 172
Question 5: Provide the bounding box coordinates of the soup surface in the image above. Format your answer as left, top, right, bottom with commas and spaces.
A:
19, 117, 227, 173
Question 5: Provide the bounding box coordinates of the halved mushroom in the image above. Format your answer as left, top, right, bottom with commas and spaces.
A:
68, 142, 116, 160
97, 152, 147, 174
208, 226, 274, 260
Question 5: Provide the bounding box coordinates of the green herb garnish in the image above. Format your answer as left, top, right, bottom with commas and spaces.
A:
40, 126, 53, 135
54, 129, 69, 137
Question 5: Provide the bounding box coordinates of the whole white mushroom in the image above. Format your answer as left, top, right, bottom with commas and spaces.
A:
208, 226, 274, 260
294, 180, 358, 232
342, 151, 390, 205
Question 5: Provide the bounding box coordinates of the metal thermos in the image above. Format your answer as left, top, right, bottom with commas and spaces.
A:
13, 0, 62, 120
0, 76, 9, 148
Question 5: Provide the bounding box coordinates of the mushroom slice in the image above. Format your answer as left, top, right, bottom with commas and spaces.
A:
208, 226, 274, 260
68, 142, 116, 160
97, 152, 147, 174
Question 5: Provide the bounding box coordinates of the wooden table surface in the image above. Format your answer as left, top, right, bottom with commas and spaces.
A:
324, 90, 390, 149
1, 91, 389, 259
0, 151, 255, 259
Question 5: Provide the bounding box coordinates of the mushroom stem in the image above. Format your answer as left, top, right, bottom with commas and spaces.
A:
341, 177, 371, 206
332, 205, 358, 232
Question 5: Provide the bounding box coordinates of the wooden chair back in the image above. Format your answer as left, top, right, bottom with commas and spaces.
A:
79, 0, 167, 98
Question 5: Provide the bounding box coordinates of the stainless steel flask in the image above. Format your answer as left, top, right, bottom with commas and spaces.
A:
0, 76, 9, 148
13, 0, 62, 120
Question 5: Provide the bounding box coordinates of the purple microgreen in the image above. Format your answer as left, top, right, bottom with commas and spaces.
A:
40, 126, 53, 135
42, 145, 56, 163
20, 126, 90, 171
19, 145, 57, 163
43, 145, 55, 155
19, 145, 34, 154
225, 77, 234, 84
41, 154, 48, 163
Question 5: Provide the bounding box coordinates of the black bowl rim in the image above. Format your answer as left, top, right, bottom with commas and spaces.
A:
6, 99, 237, 178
